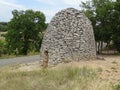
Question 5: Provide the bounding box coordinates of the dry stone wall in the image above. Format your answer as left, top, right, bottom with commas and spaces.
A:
40, 8, 96, 64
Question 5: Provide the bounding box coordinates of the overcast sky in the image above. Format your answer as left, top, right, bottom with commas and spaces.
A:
0, 0, 88, 23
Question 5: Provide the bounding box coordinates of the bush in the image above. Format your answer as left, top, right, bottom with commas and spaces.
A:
0, 40, 7, 56
114, 84, 120, 90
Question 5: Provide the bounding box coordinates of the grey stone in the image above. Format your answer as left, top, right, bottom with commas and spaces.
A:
40, 8, 96, 64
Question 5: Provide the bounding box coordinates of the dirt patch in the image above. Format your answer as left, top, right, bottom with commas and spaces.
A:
18, 62, 41, 71
15, 55, 120, 84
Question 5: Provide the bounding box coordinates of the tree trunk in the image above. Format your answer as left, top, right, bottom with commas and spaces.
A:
95, 42, 97, 54
106, 41, 109, 54
100, 41, 103, 54
22, 41, 29, 55
97, 41, 100, 54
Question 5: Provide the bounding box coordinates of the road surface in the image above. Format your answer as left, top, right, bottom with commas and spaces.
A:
0, 55, 40, 67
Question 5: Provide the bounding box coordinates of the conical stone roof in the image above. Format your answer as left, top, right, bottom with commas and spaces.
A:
40, 8, 96, 64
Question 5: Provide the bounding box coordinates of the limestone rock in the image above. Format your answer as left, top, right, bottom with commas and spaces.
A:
40, 8, 96, 64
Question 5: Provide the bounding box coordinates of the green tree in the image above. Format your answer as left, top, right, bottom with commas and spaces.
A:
112, 0, 120, 53
6, 10, 46, 55
81, 0, 114, 54
0, 40, 7, 56
0, 22, 8, 32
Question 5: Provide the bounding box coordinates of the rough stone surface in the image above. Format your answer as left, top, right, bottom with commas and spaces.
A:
40, 8, 96, 64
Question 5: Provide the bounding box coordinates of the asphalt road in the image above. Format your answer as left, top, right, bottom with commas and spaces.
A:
0, 55, 40, 67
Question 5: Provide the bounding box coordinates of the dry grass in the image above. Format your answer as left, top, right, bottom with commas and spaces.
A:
18, 55, 120, 85
0, 66, 113, 90
0, 55, 120, 90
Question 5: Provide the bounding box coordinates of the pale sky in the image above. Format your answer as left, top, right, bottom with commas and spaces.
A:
0, 0, 88, 23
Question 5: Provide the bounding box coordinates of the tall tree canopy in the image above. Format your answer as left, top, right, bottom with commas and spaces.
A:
6, 9, 47, 55
112, 0, 120, 52
80, 0, 115, 53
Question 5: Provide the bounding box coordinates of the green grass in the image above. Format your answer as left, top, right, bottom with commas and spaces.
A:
0, 52, 40, 59
113, 83, 120, 90
0, 66, 114, 90
0, 55, 19, 59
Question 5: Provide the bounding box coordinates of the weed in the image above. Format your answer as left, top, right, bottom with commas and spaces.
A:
0, 66, 114, 90
113, 83, 120, 90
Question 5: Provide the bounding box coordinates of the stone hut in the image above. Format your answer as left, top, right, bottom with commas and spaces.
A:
40, 8, 96, 64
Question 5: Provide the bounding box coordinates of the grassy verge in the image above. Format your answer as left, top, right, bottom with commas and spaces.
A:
0, 55, 20, 59
0, 52, 40, 59
0, 66, 115, 90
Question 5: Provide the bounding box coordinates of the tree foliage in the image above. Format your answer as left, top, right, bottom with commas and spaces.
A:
0, 40, 7, 56
0, 22, 8, 32
5, 9, 47, 55
112, 0, 120, 53
80, 0, 118, 53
